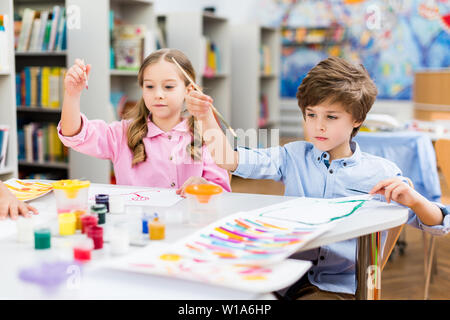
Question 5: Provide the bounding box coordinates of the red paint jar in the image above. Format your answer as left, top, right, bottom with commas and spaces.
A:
73, 238, 94, 262
87, 225, 103, 250
81, 215, 98, 234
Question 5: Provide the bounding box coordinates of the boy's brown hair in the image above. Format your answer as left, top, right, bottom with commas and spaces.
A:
296, 56, 378, 138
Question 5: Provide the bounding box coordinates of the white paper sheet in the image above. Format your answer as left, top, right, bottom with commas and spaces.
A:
88, 185, 183, 207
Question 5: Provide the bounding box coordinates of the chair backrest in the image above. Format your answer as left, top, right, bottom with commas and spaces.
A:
435, 139, 450, 189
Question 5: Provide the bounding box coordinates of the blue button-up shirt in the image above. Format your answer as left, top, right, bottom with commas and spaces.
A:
233, 140, 450, 294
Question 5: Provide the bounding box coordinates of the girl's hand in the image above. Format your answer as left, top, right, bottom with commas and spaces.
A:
185, 89, 215, 121
369, 177, 422, 207
0, 183, 39, 220
64, 58, 91, 97
176, 176, 210, 198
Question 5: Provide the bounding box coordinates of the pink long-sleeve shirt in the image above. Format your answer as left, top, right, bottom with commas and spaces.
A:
57, 113, 231, 191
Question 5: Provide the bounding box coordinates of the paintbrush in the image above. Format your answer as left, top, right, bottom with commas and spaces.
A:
171, 57, 237, 138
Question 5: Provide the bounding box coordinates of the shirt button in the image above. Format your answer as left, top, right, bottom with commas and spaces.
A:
323, 154, 327, 158
317, 157, 320, 161
169, 156, 173, 161
170, 182, 175, 187
320, 256, 325, 260
168, 135, 172, 140
343, 162, 347, 167
329, 169, 334, 174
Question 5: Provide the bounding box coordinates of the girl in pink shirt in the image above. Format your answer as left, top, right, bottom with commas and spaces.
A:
58, 49, 231, 194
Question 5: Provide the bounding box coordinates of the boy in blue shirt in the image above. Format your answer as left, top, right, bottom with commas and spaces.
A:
185, 57, 449, 299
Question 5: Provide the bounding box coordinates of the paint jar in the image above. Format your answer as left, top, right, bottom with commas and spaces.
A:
34, 228, 51, 250
73, 238, 94, 262
90, 204, 107, 225
58, 212, 77, 236
110, 224, 130, 255
52, 180, 90, 215
87, 225, 103, 250
149, 214, 165, 240
72, 210, 86, 230
80, 215, 98, 234
16, 218, 35, 243
95, 194, 109, 212
109, 195, 124, 214
141, 213, 150, 234
185, 184, 223, 226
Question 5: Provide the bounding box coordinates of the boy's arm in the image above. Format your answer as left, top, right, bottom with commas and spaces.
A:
186, 90, 238, 172
61, 59, 91, 137
370, 178, 444, 226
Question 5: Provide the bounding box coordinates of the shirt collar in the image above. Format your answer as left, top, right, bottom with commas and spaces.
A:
312, 140, 361, 167
146, 118, 189, 138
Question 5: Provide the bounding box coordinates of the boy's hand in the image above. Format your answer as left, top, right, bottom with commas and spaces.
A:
176, 176, 210, 198
185, 89, 215, 121
0, 185, 39, 220
369, 178, 422, 207
65, 58, 91, 97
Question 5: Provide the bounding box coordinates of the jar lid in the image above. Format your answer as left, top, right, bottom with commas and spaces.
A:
91, 204, 107, 214
185, 184, 223, 203
52, 179, 90, 190
52, 180, 90, 199
95, 194, 109, 201
87, 225, 103, 237
185, 184, 223, 196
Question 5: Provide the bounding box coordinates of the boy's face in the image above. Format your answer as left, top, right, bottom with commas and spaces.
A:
304, 101, 362, 160
142, 59, 188, 122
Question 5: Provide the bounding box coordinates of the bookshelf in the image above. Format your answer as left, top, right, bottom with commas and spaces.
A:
0, 0, 18, 180
66, 0, 156, 183
279, 24, 347, 138
161, 11, 231, 124
231, 24, 280, 148
12, 0, 69, 180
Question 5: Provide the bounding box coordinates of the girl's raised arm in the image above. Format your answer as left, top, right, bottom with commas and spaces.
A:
60, 59, 91, 137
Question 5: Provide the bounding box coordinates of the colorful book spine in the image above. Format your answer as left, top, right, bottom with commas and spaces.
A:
49, 67, 60, 108
41, 66, 50, 107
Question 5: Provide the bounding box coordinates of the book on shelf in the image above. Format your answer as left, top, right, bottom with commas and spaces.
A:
260, 45, 272, 75
15, 6, 66, 52
113, 24, 146, 70
16, 66, 66, 108
203, 37, 221, 77
18, 122, 67, 164
0, 14, 10, 72
258, 94, 269, 128
0, 125, 9, 168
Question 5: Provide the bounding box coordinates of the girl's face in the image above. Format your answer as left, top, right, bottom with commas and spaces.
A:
142, 59, 188, 123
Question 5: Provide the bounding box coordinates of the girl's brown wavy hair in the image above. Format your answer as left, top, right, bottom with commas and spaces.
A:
126, 49, 202, 166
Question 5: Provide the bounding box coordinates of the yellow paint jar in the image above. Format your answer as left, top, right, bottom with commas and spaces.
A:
58, 212, 77, 236
149, 215, 165, 240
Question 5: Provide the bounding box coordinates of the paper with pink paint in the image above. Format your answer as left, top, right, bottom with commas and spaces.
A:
88, 185, 183, 207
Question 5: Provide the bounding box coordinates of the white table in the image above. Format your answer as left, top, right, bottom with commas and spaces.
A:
0, 183, 408, 300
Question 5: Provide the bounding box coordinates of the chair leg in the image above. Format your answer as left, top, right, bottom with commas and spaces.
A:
423, 232, 429, 279
424, 236, 436, 300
